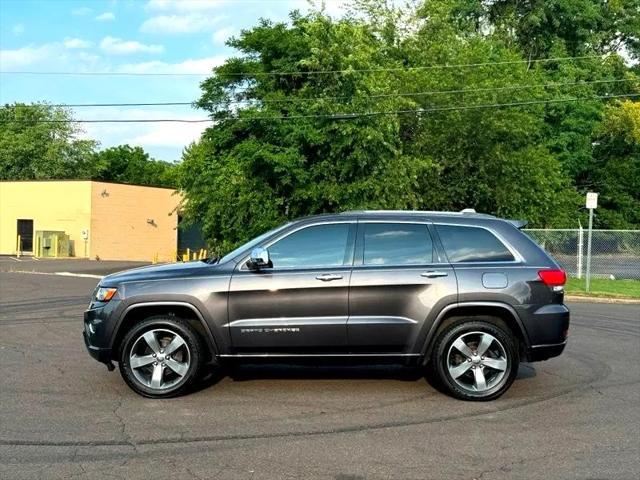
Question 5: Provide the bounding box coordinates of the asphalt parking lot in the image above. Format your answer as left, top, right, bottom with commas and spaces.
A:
0, 263, 638, 479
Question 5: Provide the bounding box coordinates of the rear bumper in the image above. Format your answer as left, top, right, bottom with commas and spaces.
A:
526, 340, 567, 362
520, 303, 570, 361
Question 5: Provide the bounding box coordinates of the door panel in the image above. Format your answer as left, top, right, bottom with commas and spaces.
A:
348, 266, 457, 352
228, 269, 351, 351
347, 222, 457, 352
227, 222, 355, 353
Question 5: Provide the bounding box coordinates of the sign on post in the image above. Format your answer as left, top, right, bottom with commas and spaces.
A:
81, 228, 89, 258
585, 192, 598, 292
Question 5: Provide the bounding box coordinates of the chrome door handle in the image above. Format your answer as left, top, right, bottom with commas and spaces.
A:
315, 274, 343, 281
421, 271, 448, 278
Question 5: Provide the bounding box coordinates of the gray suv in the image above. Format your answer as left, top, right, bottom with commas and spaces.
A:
84, 210, 569, 401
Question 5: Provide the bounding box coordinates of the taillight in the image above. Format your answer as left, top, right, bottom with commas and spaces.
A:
538, 269, 566, 286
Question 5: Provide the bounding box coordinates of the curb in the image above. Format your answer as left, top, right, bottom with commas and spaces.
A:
565, 294, 640, 305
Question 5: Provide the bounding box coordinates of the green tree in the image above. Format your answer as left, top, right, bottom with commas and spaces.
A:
463, 0, 640, 60
179, 1, 638, 250
0, 103, 176, 187
91, 145, 176, 188
179, 9, 574, 250
0, 103, 96, 180
180, 12, 440, 252
589, 100, 640, 227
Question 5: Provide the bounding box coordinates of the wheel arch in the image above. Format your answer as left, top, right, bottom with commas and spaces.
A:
421, 302, 530, 361
110, 302, 219, 363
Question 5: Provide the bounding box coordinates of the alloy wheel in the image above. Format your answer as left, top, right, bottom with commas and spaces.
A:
446, 331, 508, 393
129, 328, 191, 390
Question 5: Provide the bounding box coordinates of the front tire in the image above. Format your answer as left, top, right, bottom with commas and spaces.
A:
431, 318, 519, 401
118, 316, 204, 398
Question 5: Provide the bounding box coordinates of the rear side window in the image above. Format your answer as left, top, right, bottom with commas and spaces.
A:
436, 225, 515, 263
363, 223, 433, 265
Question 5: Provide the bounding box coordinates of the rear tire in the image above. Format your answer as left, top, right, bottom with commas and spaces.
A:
118, 316, 204, 398
431, 318, 519, 401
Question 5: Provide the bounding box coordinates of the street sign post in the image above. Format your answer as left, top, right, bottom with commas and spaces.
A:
585, 193, 598, 292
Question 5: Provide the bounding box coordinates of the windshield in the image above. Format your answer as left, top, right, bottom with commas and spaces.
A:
218, 222, 293, 264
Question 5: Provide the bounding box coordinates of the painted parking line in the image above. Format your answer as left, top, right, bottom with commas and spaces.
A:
5, 270, 104, 279
55, 272, 104, 279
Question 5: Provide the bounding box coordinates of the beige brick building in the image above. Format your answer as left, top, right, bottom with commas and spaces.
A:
0, 180, 181, 261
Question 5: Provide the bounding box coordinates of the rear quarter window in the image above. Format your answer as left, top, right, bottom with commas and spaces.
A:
435, 225, 515, 263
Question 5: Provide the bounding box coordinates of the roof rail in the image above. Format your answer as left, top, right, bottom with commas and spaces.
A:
340, 209, 496, 218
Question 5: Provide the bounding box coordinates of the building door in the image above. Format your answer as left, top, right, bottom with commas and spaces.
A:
17, 219, 34, 253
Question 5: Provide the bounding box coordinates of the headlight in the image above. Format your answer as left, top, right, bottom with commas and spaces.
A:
95, 287, 117, 302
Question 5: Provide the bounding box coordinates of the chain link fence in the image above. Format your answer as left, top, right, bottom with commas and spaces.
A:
524, 229, 640, 280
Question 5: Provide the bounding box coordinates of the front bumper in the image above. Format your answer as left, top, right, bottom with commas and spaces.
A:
83, 329, 113, 365
83, 300, 120, 368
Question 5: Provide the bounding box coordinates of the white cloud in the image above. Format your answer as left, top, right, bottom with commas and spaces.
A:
126, 120, 207, 148
140, 14, 223, 34
319, 1, 349, 17
12, 23, 24, 35
100, 36, 164, 55
211, 26, 236, 44
145, 0, 230, 12
63, 37, 93, 49
116, 55, 227, 74
71, 7, 92, 16
0, 44, 56, 69
0, 41, 105, 71
79, 107, 208, 160
95, 12, 115, 21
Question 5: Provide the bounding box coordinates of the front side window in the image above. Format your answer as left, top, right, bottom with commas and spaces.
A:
363, 223, 433, 265
219, 222, 293, 264
436, 225, 515, 262
268, 223, 350, 268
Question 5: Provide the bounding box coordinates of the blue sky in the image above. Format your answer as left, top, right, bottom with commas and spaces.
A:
0, 0, 345, 161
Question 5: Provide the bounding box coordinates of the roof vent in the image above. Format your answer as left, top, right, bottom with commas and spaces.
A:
460, 208, 477, 213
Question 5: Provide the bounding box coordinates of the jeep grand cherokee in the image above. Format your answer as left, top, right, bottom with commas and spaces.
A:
84, 210, 569, 401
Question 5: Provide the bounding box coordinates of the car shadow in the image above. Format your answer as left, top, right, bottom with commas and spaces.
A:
189, 360, 537, 394
516, 362, 537, 380
225, 361, 425, 382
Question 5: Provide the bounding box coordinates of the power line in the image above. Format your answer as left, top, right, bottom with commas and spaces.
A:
0, 54, 610, 77
7, 78, 636, 108
5, 93, 637, 123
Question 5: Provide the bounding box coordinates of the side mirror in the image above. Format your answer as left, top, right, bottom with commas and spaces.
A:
248, 247, 271, 270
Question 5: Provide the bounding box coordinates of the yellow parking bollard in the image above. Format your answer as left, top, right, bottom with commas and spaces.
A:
16, 235, 21, 257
